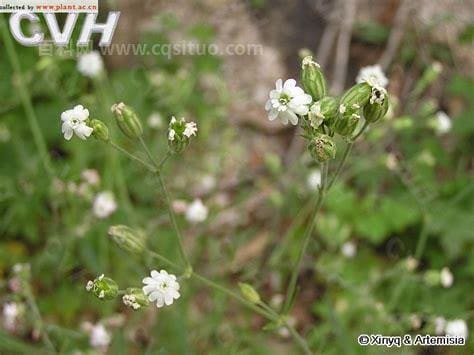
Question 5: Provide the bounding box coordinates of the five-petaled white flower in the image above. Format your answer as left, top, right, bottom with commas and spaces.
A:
440, 267, 453, 288
183, 122, 198, 138
142, 270, 180, 308
445, 319, 468, 339
61, 105, 93, 141
77, 51, 104, 78
93, 192, 117, 219
356, 64, 389, 88
89, 323, 111, 348
185, 199, 208, 223
265, 79, 312, 125
435, 111, 452, 135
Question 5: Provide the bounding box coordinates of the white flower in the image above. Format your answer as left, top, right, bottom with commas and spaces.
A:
445, 319, 468, 339
81, 169, 100, 186
167, 116, 197, 142
2, 302, 23, 331
341, 241, 357, 258
309, 101, 325, 128
307, 169, 322, 190
142, 270, 180, 308
339, 104, 346, 114
93, 192, 117, 219
147, 113, 164, 129
440, 267, 453, 288
265, 79, 312, 125
302, 56, 320, 69
183, 122, 198, 138
435, 111, 452, 135
356, 64, 388, 88
122, 295, 140, 310
89, 323, 111, 348
77, 51, 104, 78
185, 199, 208, 223
168, 129, 176, 141
434, 317, 446, 335
61, 105, 93, 141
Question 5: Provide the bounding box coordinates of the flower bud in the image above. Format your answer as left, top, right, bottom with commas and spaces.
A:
108, 225, 146, 255
90, 119, 109, 142
301, 56, 327, 101
122, 288, 149, 310
111, 103, 143, 139
86, 274, 118, 300
363, 96, 389, 123
308, 134, 337, 162
341, 83, 371, 108
238, 283, 261, 304
334, 102, 362, 137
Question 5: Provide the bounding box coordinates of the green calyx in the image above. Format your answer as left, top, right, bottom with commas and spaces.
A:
111, 102, 143, 139
301, 56, 327, 101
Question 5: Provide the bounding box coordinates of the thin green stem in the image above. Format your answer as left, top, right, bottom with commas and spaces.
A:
24, 289, 56, 352
0, 15, 54, 176
328, 143, 353, 189
282, 162, 328, 314
327, 121, 369, 189
120, 137, 313, 353
109, 141, 156, 172
154, 172, 191, 269
158, 151, 171, 170
137, 138, 192, 269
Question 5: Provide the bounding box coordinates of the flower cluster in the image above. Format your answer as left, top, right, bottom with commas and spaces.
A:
265, 57, 391, 163
86, 274, 118, 300
168, 116, 198, 154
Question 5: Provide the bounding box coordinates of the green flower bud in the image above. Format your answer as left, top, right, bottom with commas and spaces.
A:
238, 283, 261, 304
308, 134, 337, 162
86, 274, 118, 300
122, 288, 150, 310
90, 119, 109, 142
111, 103, 143, 139
334, 102, 362, 136
341, 82, 371, 108
363, 96, 389, 123
301, 56, 327, 101
108, 225, 146, 255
